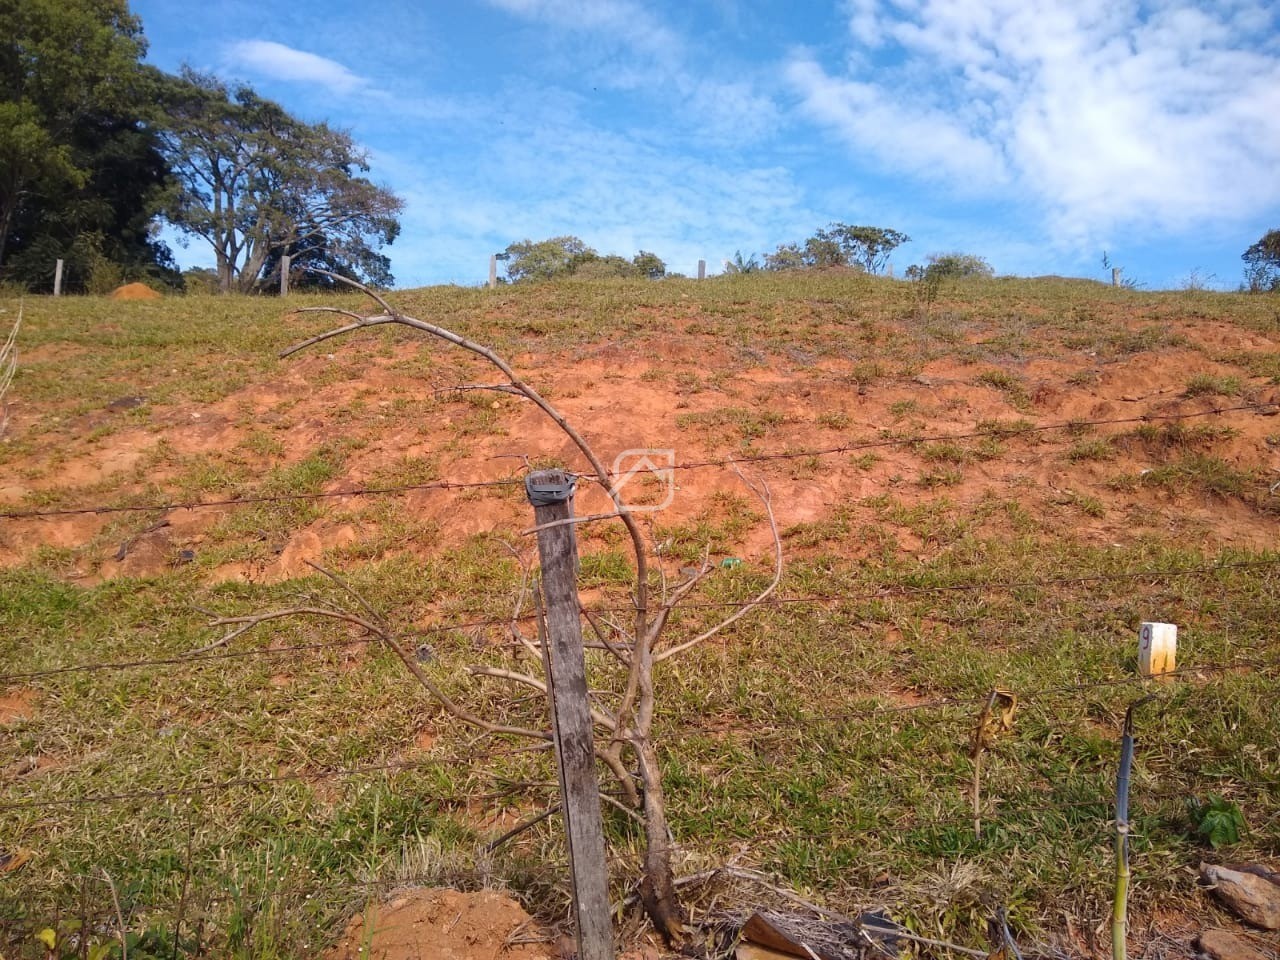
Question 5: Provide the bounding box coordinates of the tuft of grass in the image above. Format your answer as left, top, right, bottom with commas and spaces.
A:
675, 406, 788, 440
1184, 373, 1242, 398
974, 369, 1031, 410
1066, 437, 1116, 462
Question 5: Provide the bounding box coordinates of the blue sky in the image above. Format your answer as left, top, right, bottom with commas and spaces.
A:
130, 0, 1280, 290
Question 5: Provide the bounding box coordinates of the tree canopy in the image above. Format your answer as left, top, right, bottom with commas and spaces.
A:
0, 0, 177, 291
905, 252, 995, 282
1242, 229, 1280, 293
159, 69, 402, 294
763, 223, 909, 274
502, 236, 666, 282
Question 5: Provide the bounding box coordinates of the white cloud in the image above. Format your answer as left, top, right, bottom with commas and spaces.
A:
226, 40, 369, 95
485, 0, 682, 64
791, 0, 1280, 243
370, 110, 813, 285
483, 0, 780, 144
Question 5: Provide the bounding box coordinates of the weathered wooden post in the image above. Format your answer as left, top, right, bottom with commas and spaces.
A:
697, 259, 706, 280
1112, 267, 1121, 288
53, 259, 64, 297
489, 254, 498, 289
280, 255, 291, 296
525, 469, 614, 960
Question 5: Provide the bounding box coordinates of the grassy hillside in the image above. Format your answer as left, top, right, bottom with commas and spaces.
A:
1, 274, 1278, 958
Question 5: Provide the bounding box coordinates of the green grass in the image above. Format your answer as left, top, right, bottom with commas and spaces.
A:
1184, 373, 1243, 397
2, 276, 1280, 956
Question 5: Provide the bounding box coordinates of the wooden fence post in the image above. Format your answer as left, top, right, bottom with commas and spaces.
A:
280, 255, 291, 296
697, 259, 706, 280
1112, 267, 1121, 288
489, 254, 498, 289
53, 259, 64, 297
525, 469, 614, 960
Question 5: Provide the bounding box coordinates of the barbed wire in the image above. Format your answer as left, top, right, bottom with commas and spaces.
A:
0, 754, 560, 814
0, 612, 526, 684
652, 401, 1279, 475
758, 650, 1280, 725
3, 652, 1275, 815
7, 775, 1279, 926
2, 401, 1272, 522
0, 477, 523, 521
3, 557, 1275, 685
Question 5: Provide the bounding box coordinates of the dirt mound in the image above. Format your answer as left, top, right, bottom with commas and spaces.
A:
108, 282, 161, 300
0, 690, 35, 725
324, 888, 558, 960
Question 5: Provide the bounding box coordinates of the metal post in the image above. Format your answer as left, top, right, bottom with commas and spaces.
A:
53, 259, 64, 297
697, 259, 706, 280
489, 254, 498, 289
525, 470, 614, 960
280, 255, 291, 296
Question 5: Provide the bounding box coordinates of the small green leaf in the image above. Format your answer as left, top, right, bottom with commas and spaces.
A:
1191, 795, 1246, 848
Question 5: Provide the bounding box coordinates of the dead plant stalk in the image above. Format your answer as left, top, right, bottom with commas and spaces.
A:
200, 271, 783, 945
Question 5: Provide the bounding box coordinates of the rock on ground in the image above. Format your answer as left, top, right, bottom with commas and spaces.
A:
1201, 864, 1280, 931
1196, 928, 1277, 960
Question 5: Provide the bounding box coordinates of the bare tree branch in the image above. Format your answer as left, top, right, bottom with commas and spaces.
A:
654, 471, 782, 664
0, 304, 21, 437
285, 268, 652, 651
468, 666, 617, 732
201, 590, 550, 743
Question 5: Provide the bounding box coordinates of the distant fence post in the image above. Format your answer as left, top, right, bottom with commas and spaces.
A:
697, 259, 706, 280
525, 469, 614, 960
489, 254, 498, 289
280, 255, 291, 297
1112, 267, 1121, 288
53, 259, 64, 297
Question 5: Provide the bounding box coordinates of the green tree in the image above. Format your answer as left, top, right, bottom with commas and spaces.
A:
912, 252, 994, 281
723, 250, 761, 274
1242, 229, 1280, 292
764, 223, 909, 273
502, 235, 594, 282
812, 223, 909, 273
0, 0, 177, 290
763, 242, 808, 271
159, 69, 402, 294
632, 250, 665, 279
502, 237, 667, 282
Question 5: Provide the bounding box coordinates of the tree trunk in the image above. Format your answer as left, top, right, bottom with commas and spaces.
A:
0, 189, 17, 272
635, 740, 685, 945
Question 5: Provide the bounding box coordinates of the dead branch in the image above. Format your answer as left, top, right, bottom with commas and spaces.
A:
0, 303, 21, 437
201, 584, 550, 744
485, 804, 561, 852
434, 383, 526, 398
521, 512, 624, 535
468, 666, 617, 732
281, 313, 396, 356
192, 605, 380, 655
582, 607, 632, 666
653, 472, 782, 663
287, 267, 651, 651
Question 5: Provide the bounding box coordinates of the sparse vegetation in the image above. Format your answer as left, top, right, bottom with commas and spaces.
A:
2, 274, 1279, 957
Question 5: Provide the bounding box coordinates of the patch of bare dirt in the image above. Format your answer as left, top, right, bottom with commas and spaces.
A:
108, 282, 162, 300
324, 887, 558, 960
3, 308, 1279, 579
0, 689, 36, 725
